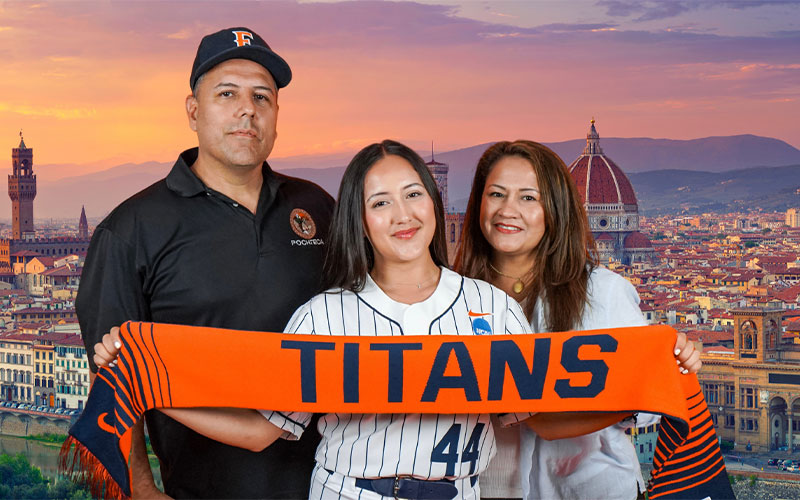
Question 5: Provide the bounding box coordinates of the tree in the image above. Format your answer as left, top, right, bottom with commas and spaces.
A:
0, 454, 90, 499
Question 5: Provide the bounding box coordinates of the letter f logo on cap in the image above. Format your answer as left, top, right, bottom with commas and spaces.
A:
232, 30, 253, 47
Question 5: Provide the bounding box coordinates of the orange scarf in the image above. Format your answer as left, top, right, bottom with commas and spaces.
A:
60, 321, 732, 499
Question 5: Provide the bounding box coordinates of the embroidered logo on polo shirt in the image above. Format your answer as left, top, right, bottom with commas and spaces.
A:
290, 208, 316, 239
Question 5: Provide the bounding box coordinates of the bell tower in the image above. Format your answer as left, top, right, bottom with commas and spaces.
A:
9, 131, 36, 240
732, 307, 783, 362
425, 142, 448, 211
79, 205, 89, 239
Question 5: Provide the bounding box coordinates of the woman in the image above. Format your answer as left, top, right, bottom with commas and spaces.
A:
455, 140, 700, 500
95, 139, 531, 499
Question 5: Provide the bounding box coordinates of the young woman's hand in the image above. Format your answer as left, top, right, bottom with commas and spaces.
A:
674, 331, 701, 374
93, 326, 122, 368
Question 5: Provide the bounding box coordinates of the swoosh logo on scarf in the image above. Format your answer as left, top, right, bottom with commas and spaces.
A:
98, 412, 115, 434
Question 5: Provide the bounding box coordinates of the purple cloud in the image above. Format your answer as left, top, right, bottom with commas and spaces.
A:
598, 0, 800, 21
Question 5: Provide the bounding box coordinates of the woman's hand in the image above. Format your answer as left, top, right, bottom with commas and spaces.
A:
674, 331, 701, 374
93, 326, 122, 368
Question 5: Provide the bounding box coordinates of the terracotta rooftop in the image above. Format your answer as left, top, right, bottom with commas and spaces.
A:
685, 329, 734, 344
37, 332, 75, 343
16, 322, 49, 330
0, 333, 37, 342
41, 266, 82, 277
31, 256, 56, 267
624, 231, 653, 249
10, 250, 43, 257
55, 335, 84, 347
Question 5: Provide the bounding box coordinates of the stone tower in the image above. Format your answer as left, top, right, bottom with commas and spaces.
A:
732, 307, 783, 362
78, 205, 89, 239
426, 142, 448, 211
9, 131, 36, 240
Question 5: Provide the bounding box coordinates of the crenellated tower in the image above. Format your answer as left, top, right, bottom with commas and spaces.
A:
9, 131, 37, 240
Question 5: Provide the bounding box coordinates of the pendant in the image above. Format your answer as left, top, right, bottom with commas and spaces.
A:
513, 279, 524, 294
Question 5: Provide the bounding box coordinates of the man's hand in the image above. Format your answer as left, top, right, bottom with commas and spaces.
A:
674, 331, 701, 374
93, 326, 121, 368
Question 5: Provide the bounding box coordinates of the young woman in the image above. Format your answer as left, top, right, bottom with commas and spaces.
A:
455, 140, 700, 500
95, 140, 532, 500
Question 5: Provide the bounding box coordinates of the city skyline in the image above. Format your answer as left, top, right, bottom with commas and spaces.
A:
0, 0, 797, 172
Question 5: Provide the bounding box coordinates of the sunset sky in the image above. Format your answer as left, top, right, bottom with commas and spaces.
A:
0, 0, 797, 175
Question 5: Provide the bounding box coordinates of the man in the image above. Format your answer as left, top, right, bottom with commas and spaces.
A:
77, 27, 333, 498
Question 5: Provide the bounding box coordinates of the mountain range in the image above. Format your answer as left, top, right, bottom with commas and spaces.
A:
15, 134, 800, 221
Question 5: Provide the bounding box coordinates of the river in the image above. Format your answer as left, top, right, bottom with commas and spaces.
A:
0, 434, 163, 490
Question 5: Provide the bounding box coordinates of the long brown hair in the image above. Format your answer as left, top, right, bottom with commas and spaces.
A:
454, 140, 598, 332
322, 140, 449, 292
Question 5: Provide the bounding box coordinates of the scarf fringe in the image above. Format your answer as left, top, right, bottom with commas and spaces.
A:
59, 435, 130, 500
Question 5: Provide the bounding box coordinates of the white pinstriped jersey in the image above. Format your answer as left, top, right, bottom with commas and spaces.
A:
262, 267, 531, 483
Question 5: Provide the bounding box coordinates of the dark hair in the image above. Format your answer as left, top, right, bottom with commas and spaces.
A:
454, 140, 598, 332
322, 140, 449, 292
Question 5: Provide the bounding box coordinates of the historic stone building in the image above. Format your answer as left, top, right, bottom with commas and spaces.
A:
0, 134, 90, 267
568, 120, 655, 265
426, 148, 464, 263
0, 334, 33, 403
699, 307, 800, 452
787, 208, 800, 228
9, 134, 36, 240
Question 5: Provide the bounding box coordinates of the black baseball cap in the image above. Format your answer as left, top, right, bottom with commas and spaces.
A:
190, 27, 292, 90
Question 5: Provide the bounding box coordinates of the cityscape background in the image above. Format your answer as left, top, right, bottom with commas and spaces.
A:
0, 0, 799, 218
0, 0, 798, 495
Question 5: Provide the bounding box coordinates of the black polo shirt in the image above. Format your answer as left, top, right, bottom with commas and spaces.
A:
76, 148, 333, 498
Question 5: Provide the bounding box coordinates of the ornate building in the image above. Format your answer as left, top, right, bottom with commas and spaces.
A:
0, 134, 90, 267
699, 307, 800, 453
568, 120, 655, 265
426, 146, 464, 263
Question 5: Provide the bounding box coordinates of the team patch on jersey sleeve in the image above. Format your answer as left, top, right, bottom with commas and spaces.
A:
468, 311, 492, 335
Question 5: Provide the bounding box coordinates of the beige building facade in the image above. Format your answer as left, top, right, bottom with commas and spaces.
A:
699, 307, 800, 452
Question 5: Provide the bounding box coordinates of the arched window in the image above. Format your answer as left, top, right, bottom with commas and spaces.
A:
450, 223, 456, 243
767, 320, 780, 349
741, 320, 758, 350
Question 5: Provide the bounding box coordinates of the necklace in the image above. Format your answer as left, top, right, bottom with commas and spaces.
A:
489, 263, 533, 294
372, 269, 440, 290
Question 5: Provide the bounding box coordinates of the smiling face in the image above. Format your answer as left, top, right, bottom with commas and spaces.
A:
363, 154, 437, 268
479, 155, 546, 260
187, 58, 279, 171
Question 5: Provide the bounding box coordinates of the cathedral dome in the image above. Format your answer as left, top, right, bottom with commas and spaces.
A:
568, 120, 638, 207
624, 231, 653, 249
